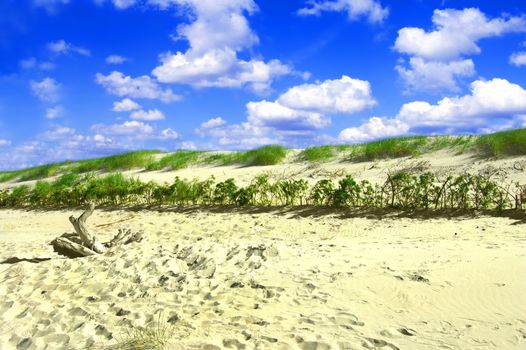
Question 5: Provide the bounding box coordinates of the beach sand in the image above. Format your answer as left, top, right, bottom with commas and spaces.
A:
0, 207, 525, 349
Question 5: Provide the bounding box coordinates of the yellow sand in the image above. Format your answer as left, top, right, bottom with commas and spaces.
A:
0, 207, 525, 349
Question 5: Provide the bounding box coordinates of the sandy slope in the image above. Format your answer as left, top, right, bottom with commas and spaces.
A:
126, 150, 526, 187
2, 150, 526, 190
0, 207, 525, 349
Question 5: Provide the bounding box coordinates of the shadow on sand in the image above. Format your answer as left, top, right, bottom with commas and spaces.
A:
19, 204, 526, 225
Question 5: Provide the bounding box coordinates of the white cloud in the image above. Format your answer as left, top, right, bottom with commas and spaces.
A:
130, 109, 166, 121
298, 0, 388, 23
394, 8, 526, 61
160, 128, 179, 140
96, 71, 180, 102
153, 49, 291, 93
42, 126, 76, 140
93, 0, 137, 9
112, 98, 142, 112
277, 75, 377, 114
92, 120, 155, 136
179, 141, 197, 150
45, 105, 64, 119
393, 8, 526, 93
47, 39, 91, 56
106, 54, 128, 64
91, 120, 179, 142
247, 100, 329, 130
397, 78, 526, 128
30, 78, 60, 103
21, 58, 55, 70
196, 76, 376, 148
245, 75, 375, 131
338, 78, 526, 143
199, 117, 226, 129
339, 117, 409, 143
395, 57, 475, 93
150, 0, 291, 93
0, 139, 11, 146
510, 51, 526, 66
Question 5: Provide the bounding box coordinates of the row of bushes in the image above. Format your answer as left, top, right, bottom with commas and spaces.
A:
1, 172, 524, 210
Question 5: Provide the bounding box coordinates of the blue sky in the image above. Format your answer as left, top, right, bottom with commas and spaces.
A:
1, 0, 526, 169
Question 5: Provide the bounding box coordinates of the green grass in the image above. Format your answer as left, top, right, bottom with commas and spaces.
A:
202, 145, 288, 166
73, 151, 160, 173
351, 136, 429, 160
475, 128, 526, 156
97, 313, 174, 350
298, 145, 355, 162
146, 151, 202, 170
1, 129, 525, 183
242, 145, 288, 165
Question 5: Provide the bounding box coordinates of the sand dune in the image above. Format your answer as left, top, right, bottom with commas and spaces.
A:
1, 207, 525, 349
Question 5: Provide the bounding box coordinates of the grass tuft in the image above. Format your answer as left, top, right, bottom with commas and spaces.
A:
146, 151, 202, 171
98, 313, 174, 350
243, 145, 288, 165
475, 128, 526, 156
352, 136, 429, 161
300, 146, 336, 162
74, 151, 160, 173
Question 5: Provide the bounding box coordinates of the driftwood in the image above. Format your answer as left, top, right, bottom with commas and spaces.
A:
51, 204, 144, 258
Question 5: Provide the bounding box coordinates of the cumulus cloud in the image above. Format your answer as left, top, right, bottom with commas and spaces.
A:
130, 109, 166, 121
0, 139, 11, 146
150, 0, 291, 92
394, 8, 526, 61
42, 126, 76, 140
339, 117, 409, 143
277, 75, 377, 114
30, 78, 60, 103
112, 98, 142, 112
96, 71, 180, 102
338, 78, 526, 143
298, 0, 388, 23
106, 54, 128, 64
397, 78, 526, 128
246, 76, 375, 131
159, 128, 179, 140
395, 57, 475, 93
47, 39, 91, 56
153, 50, 291, 93
247, 100, 329, 130
92, 120, 155, 136
197, 76, 376, 148
393, 8, 526, 93
45, 105, 64, 119
510, 51, 526, 66
199, 117, 226, 129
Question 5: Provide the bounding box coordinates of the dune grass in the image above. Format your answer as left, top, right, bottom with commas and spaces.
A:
299, 145, 354, 162
97, 313, 174, 350
146, 151, 202, 170
1, 129, 525, 183
73, 151, 160, 173
350, 136, 429, 160
203, 145, 288, 166
475, 128, 526, 156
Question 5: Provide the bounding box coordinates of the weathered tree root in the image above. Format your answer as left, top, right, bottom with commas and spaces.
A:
51, 204, 144, 258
